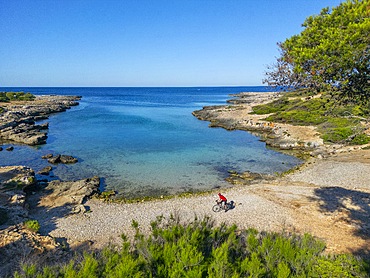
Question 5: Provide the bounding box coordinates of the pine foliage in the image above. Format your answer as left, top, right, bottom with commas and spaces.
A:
13, 215, 368, 277
264, 0, 370, 104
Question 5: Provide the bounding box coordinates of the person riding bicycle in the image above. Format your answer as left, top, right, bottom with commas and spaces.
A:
218, 193, 227, 209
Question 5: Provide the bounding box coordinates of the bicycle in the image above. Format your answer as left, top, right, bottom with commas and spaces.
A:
212, 200, 231, 212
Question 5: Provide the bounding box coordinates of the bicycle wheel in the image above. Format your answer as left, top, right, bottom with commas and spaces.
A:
212, 204, 222, 212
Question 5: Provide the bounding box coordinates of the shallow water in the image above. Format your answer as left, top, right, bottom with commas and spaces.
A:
0, 87, 301, 197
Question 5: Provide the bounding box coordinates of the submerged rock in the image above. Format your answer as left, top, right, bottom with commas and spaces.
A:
41, 153, 53, 159
47, 154, 61, 164
38, 166, 53, 176
60, 155, 78, 164
44, 154, 78, 164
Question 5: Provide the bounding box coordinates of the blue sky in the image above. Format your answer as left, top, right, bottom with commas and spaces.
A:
1, 0, 343, 87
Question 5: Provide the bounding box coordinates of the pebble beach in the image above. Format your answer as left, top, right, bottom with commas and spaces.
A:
34, 139, 370, 257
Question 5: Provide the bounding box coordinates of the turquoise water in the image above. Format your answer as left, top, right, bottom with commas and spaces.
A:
0, 87, 301, 197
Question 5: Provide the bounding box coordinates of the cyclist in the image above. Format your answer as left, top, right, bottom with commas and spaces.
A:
218, 193, 227, 209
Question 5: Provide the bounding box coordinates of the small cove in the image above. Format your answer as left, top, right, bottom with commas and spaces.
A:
0, 87, 302, 197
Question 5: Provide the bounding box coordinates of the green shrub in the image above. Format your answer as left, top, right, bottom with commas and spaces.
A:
24, 219, 40, 233
0, 92, 35, 102
350, 134, 370, 145
269, 110, 328, 125
312, 254, 367, 277
252, 91, 370, 144
13, 216, 368, 277
252, 97, 300, 115
321, 127, 354, 143
0, 93, 9, 102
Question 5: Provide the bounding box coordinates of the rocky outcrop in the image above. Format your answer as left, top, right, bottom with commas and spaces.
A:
41, 176, 101, 209
0, 165, 100, 276
0, 224, 67, 277
42, 153, 78, 164
1, 165, 100, 227
0, 166, 36, 226
0, 165, 36, 191
38, 166, 53, 176
0, 95, 80, 145
193, 92, 324, 153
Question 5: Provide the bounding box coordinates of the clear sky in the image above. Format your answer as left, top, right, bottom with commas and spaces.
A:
0, 0, 343, 87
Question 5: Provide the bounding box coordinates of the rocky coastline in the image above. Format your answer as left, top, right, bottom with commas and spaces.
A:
193, 92, 370, 158
0, 94, 96, 275
193, 92, 324, 153
0, 95, 80, 145
0, 165, 101, 275
1, 92, 370, 275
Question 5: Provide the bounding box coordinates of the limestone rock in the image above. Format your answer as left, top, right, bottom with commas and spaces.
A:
72, 204, 88, 214
44, 154, 78, 164
0, 224, 67, 277
42, 176, 100, 207
41, 153, 53, 159
38, 166, 53, 176
60, 155, 78, 164
47, 154, 61, 164
0, 166, 36, 227
0, 166, 36, 189
0, 95, 81, 146
9, 194, 26, 205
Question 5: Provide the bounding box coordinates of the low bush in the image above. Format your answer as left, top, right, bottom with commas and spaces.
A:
0, 92, 35, 102
13, 215, 368, 277
24, 219, 40, 233
253, 90, 370, 144
351, 134, 370, 145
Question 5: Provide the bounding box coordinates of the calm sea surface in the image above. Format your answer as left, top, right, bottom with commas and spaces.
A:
0, 87, 301, 197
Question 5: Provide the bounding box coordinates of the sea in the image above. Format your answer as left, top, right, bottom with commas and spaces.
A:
0, 87, 302, 198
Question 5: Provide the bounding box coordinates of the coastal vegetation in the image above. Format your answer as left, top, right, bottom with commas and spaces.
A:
264, 0, 370, 105
13, 216, 369, 277
252, 90, 370, 144
3, 2, 370, 277
0, 92, 35, 102
23, 220, 40, 233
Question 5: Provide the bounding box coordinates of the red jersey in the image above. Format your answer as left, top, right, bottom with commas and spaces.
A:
218, 194, 227, 201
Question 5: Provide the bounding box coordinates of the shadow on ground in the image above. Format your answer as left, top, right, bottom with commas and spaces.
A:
313, 186, 370, 258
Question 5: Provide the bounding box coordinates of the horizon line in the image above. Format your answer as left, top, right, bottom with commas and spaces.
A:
1, 85, 267, 88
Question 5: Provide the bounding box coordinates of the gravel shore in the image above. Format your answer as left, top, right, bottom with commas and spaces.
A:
38, 149, 370, 255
